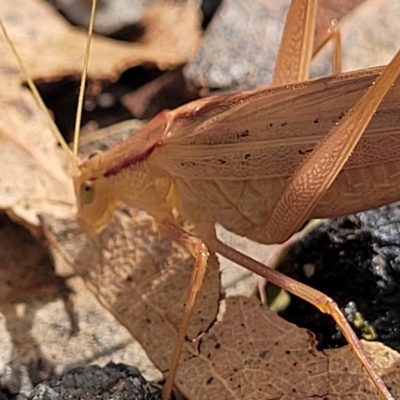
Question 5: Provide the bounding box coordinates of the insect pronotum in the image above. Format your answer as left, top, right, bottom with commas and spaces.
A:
2, 0, 400, 399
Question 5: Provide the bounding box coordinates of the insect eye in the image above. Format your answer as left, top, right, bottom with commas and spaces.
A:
79, 180, 95, 205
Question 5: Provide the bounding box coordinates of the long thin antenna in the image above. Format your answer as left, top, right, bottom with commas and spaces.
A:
72, 0, 97, 174
0, 18, 73, 160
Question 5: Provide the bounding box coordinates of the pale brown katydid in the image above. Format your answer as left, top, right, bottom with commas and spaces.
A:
75, 0, 400, 396
2, 0, 400, 399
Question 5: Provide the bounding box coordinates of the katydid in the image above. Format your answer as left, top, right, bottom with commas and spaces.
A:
76, 0, 400, 394
2, 0, 400, 399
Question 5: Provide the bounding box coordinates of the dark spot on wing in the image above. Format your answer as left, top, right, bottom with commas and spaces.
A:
179, 161, 196, 168
298, 148, 314, 155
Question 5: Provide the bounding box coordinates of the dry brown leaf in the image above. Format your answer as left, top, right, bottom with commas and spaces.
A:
0, 93, 74, 225
0, 0, 201, 82
39, 209, 400, 399
42, 209, 221, 370
0, 280, 163, 391
180, 297, 400, 399
0, 213, 160, 391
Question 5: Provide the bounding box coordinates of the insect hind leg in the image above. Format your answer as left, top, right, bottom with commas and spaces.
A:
206, 234, 394, 400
